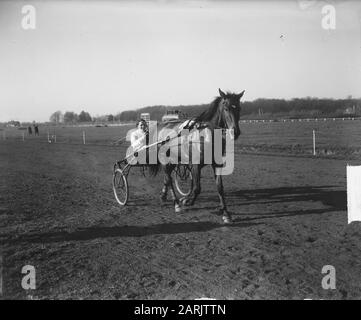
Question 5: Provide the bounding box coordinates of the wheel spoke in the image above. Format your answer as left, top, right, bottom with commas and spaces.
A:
174, 165, 193, 196
113, 169, 128, 205
117, 185, 125, 196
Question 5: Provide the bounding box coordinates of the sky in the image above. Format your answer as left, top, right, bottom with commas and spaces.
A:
0, 0, 360, 122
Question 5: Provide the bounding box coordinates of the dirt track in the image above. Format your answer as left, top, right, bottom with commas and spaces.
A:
1, 140, 361, 299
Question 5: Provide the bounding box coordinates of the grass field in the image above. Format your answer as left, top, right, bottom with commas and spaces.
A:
237, 119, 361, 158
2, 119, 361, 159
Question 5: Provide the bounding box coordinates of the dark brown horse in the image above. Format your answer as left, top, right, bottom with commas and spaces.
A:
150, 88, 245, 224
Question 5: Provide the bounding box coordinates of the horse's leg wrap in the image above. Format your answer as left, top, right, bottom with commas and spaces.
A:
222, 209, 232, 224
174, 202, 182, 213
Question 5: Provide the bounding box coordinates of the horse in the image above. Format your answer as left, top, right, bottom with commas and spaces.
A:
148, 88, 245, 224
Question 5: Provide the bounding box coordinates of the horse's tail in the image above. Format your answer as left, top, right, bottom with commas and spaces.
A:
148, 162, 161, 176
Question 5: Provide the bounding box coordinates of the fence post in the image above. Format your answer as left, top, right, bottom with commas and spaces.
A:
313, 130, 316, 156
3, 131, 5, 140
83, 131, 86, 145
22, 132, 25, 142
47, 131, 50, 142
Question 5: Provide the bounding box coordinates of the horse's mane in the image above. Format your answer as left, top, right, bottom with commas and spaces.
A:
194, 96, 222, 123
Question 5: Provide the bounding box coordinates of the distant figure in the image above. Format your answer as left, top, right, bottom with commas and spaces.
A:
34, 124, 39, 136
28, 126, 32, 135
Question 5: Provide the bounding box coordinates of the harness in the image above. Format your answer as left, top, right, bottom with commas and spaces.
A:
124, 117, 231, 165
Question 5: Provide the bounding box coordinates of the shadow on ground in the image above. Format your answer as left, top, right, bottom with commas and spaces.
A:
3, 221, 262, 244
3, 185, 346, 245
227, 185, 346, 210
184, 185, 346, 221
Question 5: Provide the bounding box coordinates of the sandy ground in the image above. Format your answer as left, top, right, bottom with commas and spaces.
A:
1, 140, 361, 299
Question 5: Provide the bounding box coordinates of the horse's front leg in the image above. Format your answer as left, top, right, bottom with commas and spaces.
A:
181, 164, 201, 206
212, 165, 232, 224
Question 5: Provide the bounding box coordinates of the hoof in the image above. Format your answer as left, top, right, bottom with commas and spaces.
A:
180, 197, 193, 206
222, 216, 233, 224
175, 203, 182, 213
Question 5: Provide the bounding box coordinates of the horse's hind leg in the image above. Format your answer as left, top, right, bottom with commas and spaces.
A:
212, 165, 232, 224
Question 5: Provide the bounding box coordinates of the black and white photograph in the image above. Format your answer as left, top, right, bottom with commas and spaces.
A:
1, 0, 361, 302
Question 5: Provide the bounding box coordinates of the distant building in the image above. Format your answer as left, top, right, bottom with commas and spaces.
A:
7, 120, 21, 127
344, 106, 356, 115
140, 113, 150, 123
162, 110, 183, 122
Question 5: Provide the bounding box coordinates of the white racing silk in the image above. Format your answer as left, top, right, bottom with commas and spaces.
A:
129, 128, 147, 151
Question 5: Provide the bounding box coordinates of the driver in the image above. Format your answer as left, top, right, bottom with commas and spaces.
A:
130, 119, 149, 152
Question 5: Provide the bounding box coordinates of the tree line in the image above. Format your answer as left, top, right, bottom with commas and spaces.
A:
50, 110, 92, 124
49, 110, 133, 124
49, 97, 361, 124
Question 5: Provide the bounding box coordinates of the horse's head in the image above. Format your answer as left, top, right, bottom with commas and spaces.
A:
218, 88, 245, 140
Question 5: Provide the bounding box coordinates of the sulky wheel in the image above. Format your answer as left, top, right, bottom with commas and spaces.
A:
113, 167, 129, 206
174, 165, 193, 197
